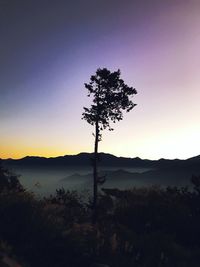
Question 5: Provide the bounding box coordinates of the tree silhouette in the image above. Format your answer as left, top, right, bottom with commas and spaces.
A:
0, 162, 24, 193
82, 68, 137, 223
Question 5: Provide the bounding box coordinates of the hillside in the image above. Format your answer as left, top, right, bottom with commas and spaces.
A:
1, 153, 200, 171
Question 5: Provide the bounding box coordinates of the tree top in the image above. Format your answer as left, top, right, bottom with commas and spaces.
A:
82, 68, 137, 131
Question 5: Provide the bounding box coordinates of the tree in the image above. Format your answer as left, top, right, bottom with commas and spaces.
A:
0, 162, 24, 193
82, 68, 137, 223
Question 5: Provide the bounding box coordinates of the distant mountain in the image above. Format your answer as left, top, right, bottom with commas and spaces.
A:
0, 152, 151, 169
61, 169, 137, 182
1, 153, 199, 191
61, 166, 200, 189
1, 152, 200, 172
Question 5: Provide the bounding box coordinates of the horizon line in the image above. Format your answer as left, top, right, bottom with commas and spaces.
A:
0, 151, 199, 161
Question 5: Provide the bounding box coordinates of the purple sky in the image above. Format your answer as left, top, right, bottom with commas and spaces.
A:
0, 0, 200, 159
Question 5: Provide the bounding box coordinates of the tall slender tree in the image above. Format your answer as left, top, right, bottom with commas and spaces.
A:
82, 68, 137, 223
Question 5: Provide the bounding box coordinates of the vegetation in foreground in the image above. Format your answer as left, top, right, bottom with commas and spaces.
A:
0, 163, 200, 267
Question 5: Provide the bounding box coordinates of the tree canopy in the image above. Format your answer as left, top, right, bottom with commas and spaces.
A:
82, 68, 137, 132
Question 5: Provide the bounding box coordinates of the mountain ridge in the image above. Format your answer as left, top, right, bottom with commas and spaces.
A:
1, 152, 200, 171
1, 152, 199, 161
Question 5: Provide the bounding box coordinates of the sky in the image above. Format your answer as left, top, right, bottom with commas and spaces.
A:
0, 0, 200, 160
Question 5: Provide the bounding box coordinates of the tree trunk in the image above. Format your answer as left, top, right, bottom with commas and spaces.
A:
92, 120, 99, 224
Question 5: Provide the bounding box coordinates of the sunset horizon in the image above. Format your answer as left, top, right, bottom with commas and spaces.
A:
1, 150, 199, 161
1, 0, 199, 161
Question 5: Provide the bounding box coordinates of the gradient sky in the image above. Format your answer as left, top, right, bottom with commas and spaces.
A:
0, 0, 200, 160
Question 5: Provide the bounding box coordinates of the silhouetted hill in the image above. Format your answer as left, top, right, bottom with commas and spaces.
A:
1, 153, 200, 172
62, 165, 200, 188
0, 153, 150, 169
1, 154, 200, 191
61, 169, 137, 182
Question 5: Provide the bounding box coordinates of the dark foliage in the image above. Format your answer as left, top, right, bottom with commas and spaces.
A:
0, 166, 90, 267
1, 165, 200, 266
0, 164, 24, 193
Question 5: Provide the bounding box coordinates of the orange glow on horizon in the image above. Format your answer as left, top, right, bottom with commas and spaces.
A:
0, 143, 78, 160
